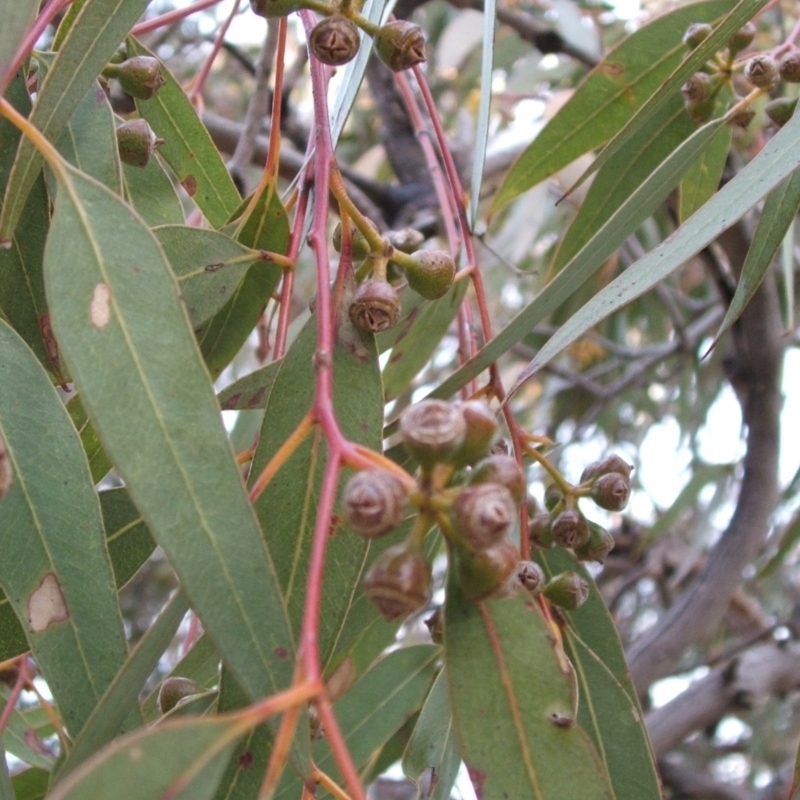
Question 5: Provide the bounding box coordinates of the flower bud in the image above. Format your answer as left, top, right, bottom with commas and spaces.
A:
452, 483, 517, 550
528, 512, 553, 549
684, 94, 716, 123
309, 15, 360, 66
550, 508, 590, 549
343, 469, 408, 538
779, 48, 800, 83
580, 454, 632, 483
765, 96, 798, 127
0, 434, 10, 501
745, 55, 778, 89
543, 571, 589, 610
727, 21, 756, 56
517, 560, 545, 595
450, 400, 499, 467
543, 483, 564, 512
158, 677, 201, 714
116, 119, 163, 168
333, 221, 372, 260
453, 538, 519, 601
115, 56, 166, 100
387, 227, 425, 253
574, 522, 615, 564
399, 400, 466, 468
374, 20, 426, 72
363, 544, 432, 621
250, 0, 302, 18
469, 455, 526, 503
727, 105, 756, 129
681, 72, 714, 105
591, 472, 630, 512
683, 22, 712, 50
349, 278, 401, 333
401, 249, 456, 300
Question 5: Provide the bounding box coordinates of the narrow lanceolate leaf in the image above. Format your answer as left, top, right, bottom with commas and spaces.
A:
711, 169, 800, 347
0, 486, 154, 664
469, 0, 497, 228
491, 0, 733, 211
127, 38, 240, 229
382, 280, 468, 401
0, 0, 150, 238
0, 319, 130, 737
122, 156, 185, 228
0, 0, 37, 80
275, 646, 440, 799
551, 95, 698, 275
250, 303, 383, 665
58, 592, 191, 778
511, 103, 800, 384
402, 669, 461, 800
47, 716, 246, 800
429, 117, 725, 402
0, 74, 57, 378
43, 166, 298, 728
678, 121, 731, 224
570, 0, 769, 195
217, 360, 282, 410
445, 577, 614, 800
66, 394, 113, 483
154, 225, 261, 328
538, 549, 659, 799
199, 183, 288, 376
54, 81, 121, 194
11, 768, 49, 800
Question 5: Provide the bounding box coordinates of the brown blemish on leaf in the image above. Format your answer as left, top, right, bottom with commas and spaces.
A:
27, 573, 69, 632
601, 61, 624, 78
204, 262, 224, 272
273, 646, 289, 660
220, 393, 241, 410
38, 314, 61, 372
328, 513, 342, 537
245, 387, 266, 409
238, 750, 254, 768
181, 175, 198, 196
0, 433, 12, 501
89, 283, 111, 330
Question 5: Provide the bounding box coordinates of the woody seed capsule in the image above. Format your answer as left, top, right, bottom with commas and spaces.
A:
349, 279, 401, 333
399, 400, 466, 468
309, 15, 361, 66
745, 55, 778, 89
343, 469, 408, 538
452, 483, 517, 550
374, 20, 426, 72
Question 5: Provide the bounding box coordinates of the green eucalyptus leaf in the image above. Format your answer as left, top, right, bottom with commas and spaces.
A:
0, 319, 130, 737
122, 156, 184, 227
444, 576, 614, 800
58, 591, 191, 778
11, 768, 50, 800
217, 361, 282, 411
711, 168, 800, 347
46, 717, 246, 800
402, 669, 460, 800
154, 225, 261, 328
492, 0, 733, 211
510, 97, 800, 385
678, 121, 732, 223
42, 165, 298, 728
0, 0, 37, 78
0, 0, 150, 237
0, 74, 57, 380
1, 688, 55, 770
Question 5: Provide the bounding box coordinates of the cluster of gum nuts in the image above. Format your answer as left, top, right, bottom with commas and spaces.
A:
681, 19, 800, 128
341, 399, 633, 623
251, 0, 426, 73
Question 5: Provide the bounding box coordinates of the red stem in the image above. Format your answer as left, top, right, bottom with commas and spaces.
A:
189, 0, 241, 103
0, 658, 30, 736
131, 0, 226, 36
0, 0, 74, 96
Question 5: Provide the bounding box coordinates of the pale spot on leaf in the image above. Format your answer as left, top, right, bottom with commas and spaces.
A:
90, 283, 111, 329
28, 573, 69, 632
